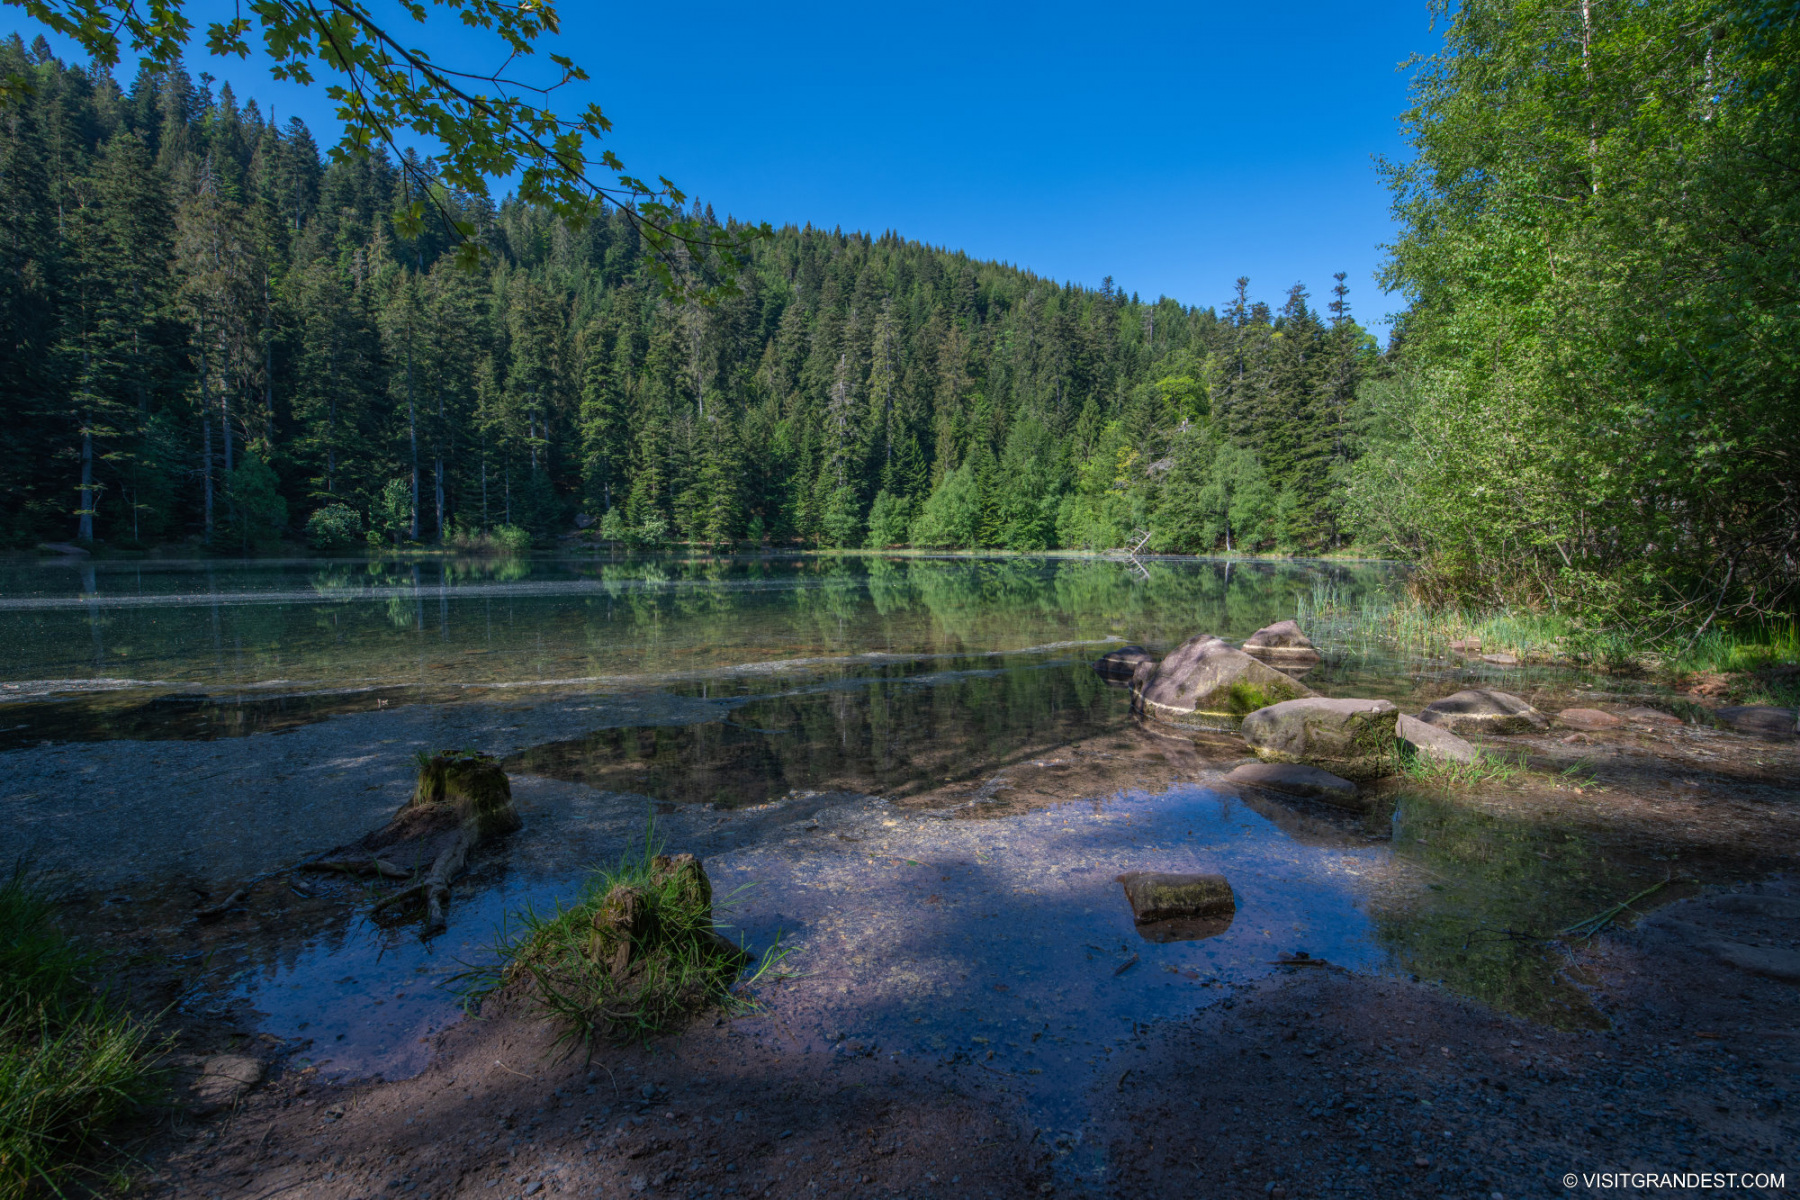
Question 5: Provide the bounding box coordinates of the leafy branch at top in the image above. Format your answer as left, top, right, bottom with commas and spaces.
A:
4, 0, 767, 301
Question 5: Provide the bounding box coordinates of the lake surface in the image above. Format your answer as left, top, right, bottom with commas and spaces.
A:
0, 551, 1684, 1178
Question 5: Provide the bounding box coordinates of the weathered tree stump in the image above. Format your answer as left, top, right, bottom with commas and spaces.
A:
302, 750, 520, 934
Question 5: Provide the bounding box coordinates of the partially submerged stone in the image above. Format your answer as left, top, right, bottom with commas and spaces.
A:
1135, 634, 1314, 726
1222, 761, 1362, 808
1618, 706, 1683, 727
1715, 705, 1798, 740
1395, 713, 1479, 765
1417, 689, 1549, 736
1241, 620, 1321, 664
1558, 707, 1623, 731
1241, 697, 1399, 780
1708, 941, 1800, 983
189, 1054, 263, 1112
1116, 871, 1235, 924
1094, 645, 1157, 683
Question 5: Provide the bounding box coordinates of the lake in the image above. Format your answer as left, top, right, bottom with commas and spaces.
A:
0, 551, 1679, 1164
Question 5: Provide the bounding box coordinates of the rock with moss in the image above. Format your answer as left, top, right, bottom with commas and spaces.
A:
1134, 634, 1315, 727
1240, 697, 1399, 780
1417, 689, 1549, 736
1116, 871, 1235, 924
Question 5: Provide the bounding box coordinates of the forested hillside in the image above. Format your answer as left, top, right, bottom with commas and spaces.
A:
0, 35, 1380, 557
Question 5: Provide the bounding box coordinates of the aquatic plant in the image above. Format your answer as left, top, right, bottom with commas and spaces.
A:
0, 863, 164, 1196
461, 818, 784, 1047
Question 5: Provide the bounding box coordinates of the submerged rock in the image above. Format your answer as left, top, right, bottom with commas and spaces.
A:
1708, 941, 1800, 983
1557, 707, 1624, 731
1417, 689, 1549, 736
1222, 761, 1362, 808
1715, 705, 1798, 739
1116, 871, 1235, 924
1240, 697, 1399, 780
1094, 645, 1157, 683
1241, 620, 1321, 664
1134, 634, 1314, 726
188, 1054, 263, 1112
1395, 713, 1479, 765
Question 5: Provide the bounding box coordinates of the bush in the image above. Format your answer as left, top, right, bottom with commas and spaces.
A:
491, 525, 532, 556
304, 503, 363, 550
0, 863, 164, 1195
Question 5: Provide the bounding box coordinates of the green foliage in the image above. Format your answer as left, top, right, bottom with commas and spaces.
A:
909, 464, 982, 549
367, 478, 413, 547
0, 863, 164, 1195
221, 452, 288, 551
863, 490, 911, 550
1368, 0, 1800, 630
304, 503, 363, 550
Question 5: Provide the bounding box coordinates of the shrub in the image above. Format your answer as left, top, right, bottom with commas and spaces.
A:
304, 503, 363, 550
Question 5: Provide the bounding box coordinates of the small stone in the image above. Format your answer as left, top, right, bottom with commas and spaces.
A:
1418, 689, 1548, 736
1557, 707, 1623, 731
1618, 706, 1682, 726
1224, 761, 1361, 808
523, 1184, 542, 1196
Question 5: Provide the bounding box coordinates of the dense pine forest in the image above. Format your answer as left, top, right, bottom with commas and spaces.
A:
0, 34, 1381, 561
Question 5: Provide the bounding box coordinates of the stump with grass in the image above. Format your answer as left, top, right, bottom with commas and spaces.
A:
303, 750, 520, 934
476, 842, 763, 1045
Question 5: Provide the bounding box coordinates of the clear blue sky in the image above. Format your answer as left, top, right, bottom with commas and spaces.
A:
22, 1, 1439, 333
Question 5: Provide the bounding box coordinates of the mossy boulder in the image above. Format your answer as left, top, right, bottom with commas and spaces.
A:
1135, 634, 1315, 727
411, 750, 521, 838
1240, 697, 1399, 780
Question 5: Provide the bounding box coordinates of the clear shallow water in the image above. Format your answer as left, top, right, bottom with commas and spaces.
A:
0, 553, 1688, 1171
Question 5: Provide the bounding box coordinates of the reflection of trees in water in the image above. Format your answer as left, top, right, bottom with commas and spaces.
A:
512, 660, 1122, 807
1374, 789, 1650, 1029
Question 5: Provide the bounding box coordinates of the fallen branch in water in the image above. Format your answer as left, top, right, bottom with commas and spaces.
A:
1559, 878, 1686, 940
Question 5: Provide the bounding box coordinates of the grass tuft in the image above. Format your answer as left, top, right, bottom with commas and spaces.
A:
0, 862, 165, 1197
1397, 749, 1525, 789
459, 818, 785, 1047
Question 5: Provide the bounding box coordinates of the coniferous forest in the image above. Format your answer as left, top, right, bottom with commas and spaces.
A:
0, 35, 1381, 564
4, 0, 1798, 637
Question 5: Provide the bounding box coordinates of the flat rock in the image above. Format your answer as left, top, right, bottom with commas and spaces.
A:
1135, 634, 1314, 726
1241, 620, 1321, 663
1480, 653, 1520, 666
1094, 645, 1157, 683
1417, 689, 1548, 736
1223, 761, 1362, 809
1115, 871, 1235, 924
1618, 706, 1683, 726
1241, 697, 1399, 780
190, 1054, 264, 1111
1707, 941, 1800, 983
1395, 713, 1479, 764
1715, 705, 1798, 739
1557, 707, 1623, 731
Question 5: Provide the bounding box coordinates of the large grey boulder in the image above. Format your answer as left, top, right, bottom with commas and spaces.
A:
1240, 697, 1399, 780
1222, 761, 1362, 809
1417, 689, 1549, 735
1396, 713, 1479, 765
1134, 634, 1314, 726
1241, 619, 1321, 664
1716, 705, 1798, 740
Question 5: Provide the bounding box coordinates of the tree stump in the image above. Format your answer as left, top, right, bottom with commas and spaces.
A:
302, 750, 520, 934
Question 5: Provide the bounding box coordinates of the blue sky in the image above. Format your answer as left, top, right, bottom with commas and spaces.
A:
22, 1, 1439, 332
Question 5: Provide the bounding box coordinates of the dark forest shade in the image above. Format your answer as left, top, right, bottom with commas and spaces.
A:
0, 34, 1378, 557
